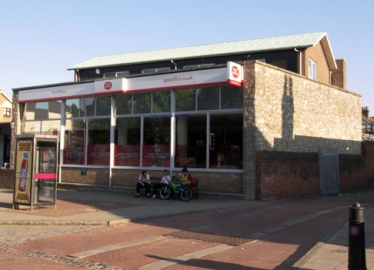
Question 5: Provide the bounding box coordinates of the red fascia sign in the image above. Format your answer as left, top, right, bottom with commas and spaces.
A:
18, 62, 243, 102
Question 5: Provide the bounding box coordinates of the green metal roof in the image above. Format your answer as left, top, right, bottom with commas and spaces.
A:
68, 32, 335, 70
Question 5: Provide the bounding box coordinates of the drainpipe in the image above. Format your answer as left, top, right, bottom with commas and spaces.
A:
294, 48, 302, 75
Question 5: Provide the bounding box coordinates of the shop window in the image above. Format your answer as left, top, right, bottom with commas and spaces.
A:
116, 95, 132, 115
35, 102, 49, 120
209, 114, 243, 169
152, 91, 170, 113
22, 103, 35, 120
114, 117, 141, 166
221, 85, 243, 109
41, 120, 60, 136
175, 115, 206, 168
96, 96, 111, 116
87, 118, 110, 165
22, 121, 41, 134
197, 87, 219, 110
176, 88, 196, 112
133, 93, 151, 114
64, 119, 86, 165
66, 99, 81, 118
48, 100, 62, 119
142, 117, 170, 167
85, 97, 95, 117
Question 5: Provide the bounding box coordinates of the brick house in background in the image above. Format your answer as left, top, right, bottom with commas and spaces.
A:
10, 32, 368, 200
0, 90, 12, 168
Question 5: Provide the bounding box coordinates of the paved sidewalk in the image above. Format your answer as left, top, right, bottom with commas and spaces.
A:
1, 188, 374, 269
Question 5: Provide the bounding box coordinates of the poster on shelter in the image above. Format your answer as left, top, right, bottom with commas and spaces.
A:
14, 140, 33, 204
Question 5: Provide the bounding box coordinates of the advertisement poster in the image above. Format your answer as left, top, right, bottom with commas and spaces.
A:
14, 139, 33, 204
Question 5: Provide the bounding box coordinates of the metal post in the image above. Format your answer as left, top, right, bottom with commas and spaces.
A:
348, 202, 366, 270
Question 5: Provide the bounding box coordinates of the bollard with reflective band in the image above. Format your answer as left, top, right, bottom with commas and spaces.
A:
348, 202, 366, 270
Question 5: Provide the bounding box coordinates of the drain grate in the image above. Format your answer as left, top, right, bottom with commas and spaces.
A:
167, 231, 255, 246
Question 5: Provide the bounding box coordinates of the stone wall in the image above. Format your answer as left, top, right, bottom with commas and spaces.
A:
0, 168, 14, 189
251, 61, 361, 154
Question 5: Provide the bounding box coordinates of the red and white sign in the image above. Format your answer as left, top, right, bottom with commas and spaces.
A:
19, 62, 243, 102
227, 61, 243, 87
104, 82, 112, 90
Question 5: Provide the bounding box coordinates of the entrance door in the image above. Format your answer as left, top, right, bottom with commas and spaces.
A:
319, 147, 339, 195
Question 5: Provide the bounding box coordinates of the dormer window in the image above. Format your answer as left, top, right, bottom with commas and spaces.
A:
308, 59, 317, 80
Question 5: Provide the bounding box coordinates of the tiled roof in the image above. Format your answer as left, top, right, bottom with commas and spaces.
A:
69, 32, 333, 70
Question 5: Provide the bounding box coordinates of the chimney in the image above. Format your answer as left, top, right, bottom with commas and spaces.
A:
362, 106, 370, 118
331, 59, 346, 89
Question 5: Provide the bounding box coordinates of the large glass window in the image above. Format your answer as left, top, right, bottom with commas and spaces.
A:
96, 96, 111, 116
21, 121, 40, 134
221, 85, 243, 109
133, 93, 151, 114
176, 88, 195, 112
115, 117, 141, 166
209, 114, 243, 169
116, 95, 132, 115
35, 102, 49, 120
48, 100, 62, 119
175, 115, 206, 168
87, 118, 110, 165
152, 91, 170, 113
41, 120, 60, 136
66, 99, 81, 118
142, 117, 170, 167
64, 119, 85, 165
22, 103, 35, 120
197, 87, 219, 110
85, 97, 95, 117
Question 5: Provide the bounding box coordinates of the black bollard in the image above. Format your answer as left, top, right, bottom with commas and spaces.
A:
348, 202, 366, 270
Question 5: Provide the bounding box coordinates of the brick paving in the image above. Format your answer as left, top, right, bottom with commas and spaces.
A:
0, 188, 374, 269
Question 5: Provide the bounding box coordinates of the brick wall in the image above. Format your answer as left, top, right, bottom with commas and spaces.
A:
332, 59, 346, 89
61, 167, 109, 185
255, 152, 319, 200
304, 42, 331, 85
255, 142, 374, 200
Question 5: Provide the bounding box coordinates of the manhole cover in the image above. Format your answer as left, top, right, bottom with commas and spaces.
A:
167, 231, 255, 246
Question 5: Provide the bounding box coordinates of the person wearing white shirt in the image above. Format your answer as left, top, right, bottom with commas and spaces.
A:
152, 169, 172, 199
136, 170, 151, 198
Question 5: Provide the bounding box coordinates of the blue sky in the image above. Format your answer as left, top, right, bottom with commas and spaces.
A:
1, 0, 373, 110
